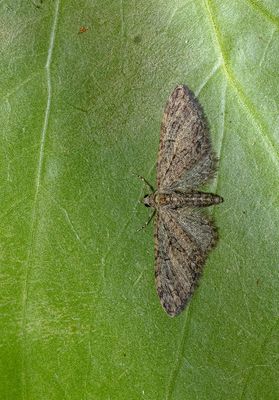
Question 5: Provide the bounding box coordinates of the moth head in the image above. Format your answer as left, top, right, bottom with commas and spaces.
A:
143, 194, 151, 207
142, 193, 157, 208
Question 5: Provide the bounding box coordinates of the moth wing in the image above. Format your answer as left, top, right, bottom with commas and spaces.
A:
157, 85, 217, 191
175, 208, 218, 254
155, 208, 218, 317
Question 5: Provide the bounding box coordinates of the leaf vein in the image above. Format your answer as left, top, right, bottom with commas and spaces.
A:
165, 309, 191, 399
20, 1, 61, 398
245, 0, 279, 29
204, 0, 279, 170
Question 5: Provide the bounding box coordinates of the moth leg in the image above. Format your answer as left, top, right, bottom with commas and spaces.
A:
137, 209, 156, 232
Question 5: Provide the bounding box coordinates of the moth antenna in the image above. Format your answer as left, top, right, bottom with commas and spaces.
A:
133, 173, 155, 192
136, 210, 156, 232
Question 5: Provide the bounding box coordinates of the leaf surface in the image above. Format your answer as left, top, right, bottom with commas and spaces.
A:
0, 0, 278, 399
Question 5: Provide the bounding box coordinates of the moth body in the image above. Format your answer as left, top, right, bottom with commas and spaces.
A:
144, 191, 223, 209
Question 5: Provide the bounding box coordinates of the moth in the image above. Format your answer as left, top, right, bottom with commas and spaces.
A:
142, 85, 223, 317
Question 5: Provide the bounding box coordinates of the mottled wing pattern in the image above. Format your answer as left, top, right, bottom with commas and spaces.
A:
157, 85, 217, 191
175, 208, 218, 254
155, 208, 217, 317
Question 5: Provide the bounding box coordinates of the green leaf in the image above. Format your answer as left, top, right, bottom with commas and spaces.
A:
1, 0, 278, 399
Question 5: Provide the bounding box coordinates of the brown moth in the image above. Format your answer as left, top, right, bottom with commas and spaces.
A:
142, 85, 223, 317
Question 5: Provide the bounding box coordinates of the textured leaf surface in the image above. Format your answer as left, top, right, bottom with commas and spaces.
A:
0, 1, 278, 399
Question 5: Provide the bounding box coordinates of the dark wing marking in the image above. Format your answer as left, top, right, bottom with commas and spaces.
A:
156, 85, 217, 192
154, 208, 217, 317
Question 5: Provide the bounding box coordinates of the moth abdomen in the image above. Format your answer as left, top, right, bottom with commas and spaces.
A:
178, 191, 223, 208
155, 191, 223, 208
